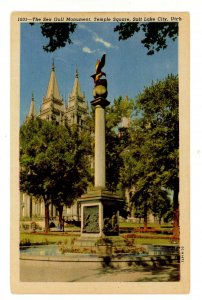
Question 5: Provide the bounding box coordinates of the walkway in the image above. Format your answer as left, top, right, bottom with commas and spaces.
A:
20, 259, 180, 282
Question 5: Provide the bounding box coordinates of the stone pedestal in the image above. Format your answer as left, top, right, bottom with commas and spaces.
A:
78, 188, 123, 238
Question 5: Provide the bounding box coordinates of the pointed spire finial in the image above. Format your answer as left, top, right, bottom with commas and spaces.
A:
52, 58, 55, 71
26, 92, 36, 121
71, 66, 84, 98
76, 65, 78, 78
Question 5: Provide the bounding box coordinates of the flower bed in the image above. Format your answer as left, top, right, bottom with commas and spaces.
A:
122, 233, 179, 240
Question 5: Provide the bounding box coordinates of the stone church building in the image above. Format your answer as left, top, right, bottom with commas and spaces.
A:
20, 61, 88, 224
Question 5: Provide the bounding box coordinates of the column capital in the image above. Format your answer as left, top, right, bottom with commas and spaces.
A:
91, 97, 110, 108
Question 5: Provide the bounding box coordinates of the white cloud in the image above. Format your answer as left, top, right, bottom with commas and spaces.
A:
78, 24, 117, 49
94, 36, 112, 48
82, 46, 95, 54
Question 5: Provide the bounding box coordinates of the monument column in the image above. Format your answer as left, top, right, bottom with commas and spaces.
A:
95, 105, 105, 187
93, 99, 109, 188
77, 54, 123, 242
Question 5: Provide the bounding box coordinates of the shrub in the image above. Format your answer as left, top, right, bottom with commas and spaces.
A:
95, 238, 113, 246
20, 238, 31, 246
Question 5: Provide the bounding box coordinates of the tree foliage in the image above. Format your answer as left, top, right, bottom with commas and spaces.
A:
151, 189, 172, 224
120, 75, 179, 229
114, 22, 178, 55
30, 23, 77, 52
134, 74, 179, 191
20, 118, 92, 231
31, 22, 178, 54
105, 97, 134, 192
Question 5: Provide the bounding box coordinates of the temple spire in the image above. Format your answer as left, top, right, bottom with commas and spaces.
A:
45, 61, 61, 100
26, 92, 36, 122
71, 66, 83, 98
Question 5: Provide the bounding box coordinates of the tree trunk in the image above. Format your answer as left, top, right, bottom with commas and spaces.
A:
58, 205, 64, 231
144, 203, 148, 230
173, 179, 179, 239
77, 202, 80, 222
30, 196, 32, 220
44, 202, 50, 233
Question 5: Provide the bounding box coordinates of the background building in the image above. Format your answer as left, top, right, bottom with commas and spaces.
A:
20, 62, 88, 225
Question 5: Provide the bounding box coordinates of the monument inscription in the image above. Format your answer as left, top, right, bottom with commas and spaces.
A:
83, 205, 100, 233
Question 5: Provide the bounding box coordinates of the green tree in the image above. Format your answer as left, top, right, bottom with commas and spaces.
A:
45, 124, 92, 230
150, 188, 172, 225
20, 118, 92, 232
114, 22, 178, 55
120, 75, 179, 233
30, 23, 77, 52
131, 187, 171, 226
105, 97, 134, 192
31, 22, 178, 55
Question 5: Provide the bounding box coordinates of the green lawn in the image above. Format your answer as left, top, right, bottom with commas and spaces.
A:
20, 231, 178, 247
20, 222, 174, 247
119, 222, 172, 229
20, 232, 79, 245
133, 238, 178, 246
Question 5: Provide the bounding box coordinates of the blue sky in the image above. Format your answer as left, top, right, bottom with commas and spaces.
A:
20, 22, 178, 123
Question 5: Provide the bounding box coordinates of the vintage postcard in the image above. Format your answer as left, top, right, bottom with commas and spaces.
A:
11, 11, 190, 294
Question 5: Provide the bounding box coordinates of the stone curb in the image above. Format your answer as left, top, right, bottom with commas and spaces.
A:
20, 253, 179, 263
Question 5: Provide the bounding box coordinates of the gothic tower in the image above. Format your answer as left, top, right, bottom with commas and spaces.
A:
39, 61, 64, 124
21, 62, 89, 222
65, 67, 88, 128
